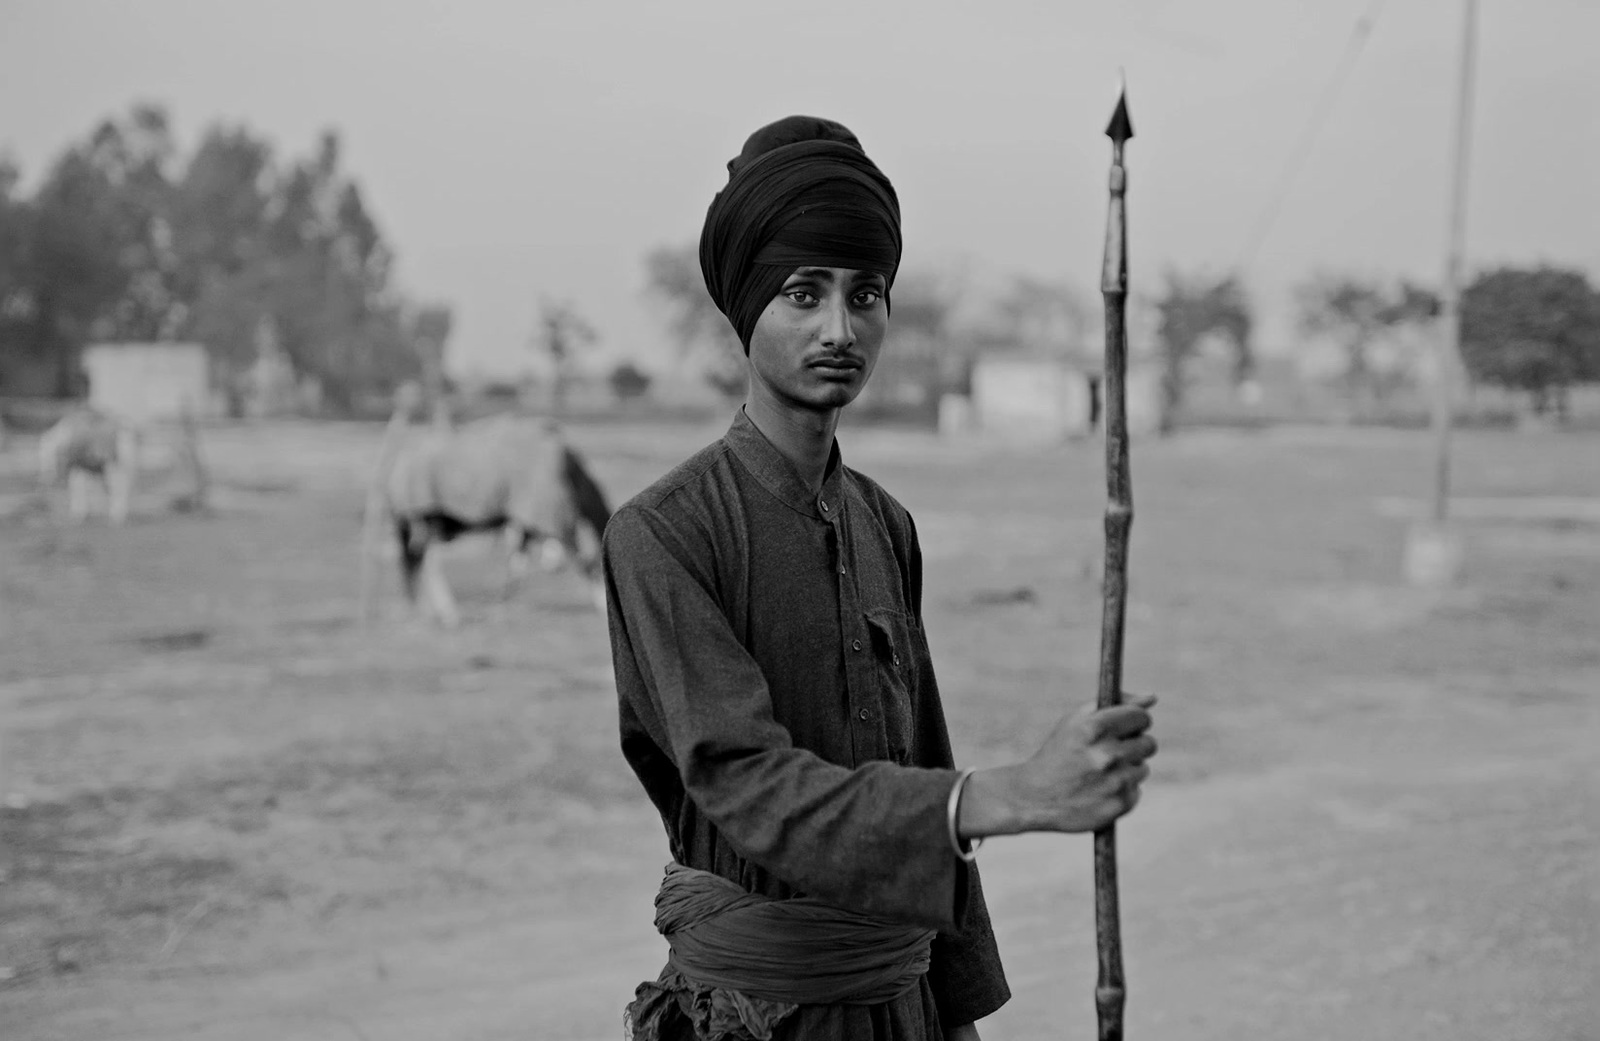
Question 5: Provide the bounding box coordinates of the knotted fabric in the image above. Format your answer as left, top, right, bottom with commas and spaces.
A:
625, 862, 936, 1041
699, 115, 902, 350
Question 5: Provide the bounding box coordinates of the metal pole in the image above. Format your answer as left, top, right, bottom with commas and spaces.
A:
1431, 0, 1479, 522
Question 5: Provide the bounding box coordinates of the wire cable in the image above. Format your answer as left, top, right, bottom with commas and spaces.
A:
1234, 0, 1390, 273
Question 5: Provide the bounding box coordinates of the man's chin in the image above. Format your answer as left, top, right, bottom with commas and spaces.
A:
759, 376, 867, 414
802, 384, 865, 411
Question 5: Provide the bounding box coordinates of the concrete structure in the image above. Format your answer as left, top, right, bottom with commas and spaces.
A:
1125, 363, 1166, 437
951, 355, 1168, 442
968, 356, 1096, 441
82, 343, 213, 423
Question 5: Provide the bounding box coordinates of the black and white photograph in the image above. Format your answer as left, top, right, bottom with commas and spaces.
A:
0, 2, 1595, 1039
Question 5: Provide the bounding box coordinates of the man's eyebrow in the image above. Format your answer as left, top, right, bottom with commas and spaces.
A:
786, 268, 887, 285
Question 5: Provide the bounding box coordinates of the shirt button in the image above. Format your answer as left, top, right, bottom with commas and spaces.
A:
858, 708, 871, 721
892, 653, 901, 667
819, 499, 830, 513
851, 639, 862, 652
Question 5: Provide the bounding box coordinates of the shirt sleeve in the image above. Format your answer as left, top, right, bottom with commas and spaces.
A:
603, 503, 973, 934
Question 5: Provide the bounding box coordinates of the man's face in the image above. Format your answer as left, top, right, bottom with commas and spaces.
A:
745, 266, 889, 413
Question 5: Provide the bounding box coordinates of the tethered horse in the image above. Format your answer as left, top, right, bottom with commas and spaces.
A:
37, 410, 140, 524
377, 412, 612, 626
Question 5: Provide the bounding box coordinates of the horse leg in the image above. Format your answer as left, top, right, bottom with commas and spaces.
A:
66, 469, 92, 523
502, 526, 532, 599
552, 528, 605, 614
105, 463, 132, 525
572, 547, 606, 615
420, 547, 461, 628
538, 536, 569, 572
396, 519, 426, 609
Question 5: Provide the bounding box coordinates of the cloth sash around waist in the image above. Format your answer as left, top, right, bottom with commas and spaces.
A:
655, 862, 936, 1006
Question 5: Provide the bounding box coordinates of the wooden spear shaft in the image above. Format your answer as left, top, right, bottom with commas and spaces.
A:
1094, 77, 1135, 1041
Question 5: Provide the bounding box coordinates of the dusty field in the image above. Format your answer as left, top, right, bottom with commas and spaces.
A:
0, 416, 1595, 1041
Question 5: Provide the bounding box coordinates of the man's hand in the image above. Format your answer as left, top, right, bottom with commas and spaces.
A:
958, 694, 1157, 839
946, 1024, 981, 1041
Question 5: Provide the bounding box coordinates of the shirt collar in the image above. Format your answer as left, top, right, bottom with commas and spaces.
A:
724, 407, 847, 519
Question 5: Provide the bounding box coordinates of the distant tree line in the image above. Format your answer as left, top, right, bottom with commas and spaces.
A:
641, 239, 1600, 430
0, 103, 447, 412
1297, 266, 1600, 417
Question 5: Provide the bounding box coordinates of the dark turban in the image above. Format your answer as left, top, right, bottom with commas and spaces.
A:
699, 115, 902, 351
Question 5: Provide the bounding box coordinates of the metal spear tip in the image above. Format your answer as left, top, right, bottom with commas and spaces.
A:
1104, 71, 1134, 144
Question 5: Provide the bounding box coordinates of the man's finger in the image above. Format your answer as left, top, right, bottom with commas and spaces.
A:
1099, 765, 1146, 819
1088, 735, 1157, 772
1121, 733, 1158, 763
1087, 704, 1152, 740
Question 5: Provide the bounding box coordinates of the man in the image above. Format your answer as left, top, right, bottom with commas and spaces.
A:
603, 115, 1157, 1041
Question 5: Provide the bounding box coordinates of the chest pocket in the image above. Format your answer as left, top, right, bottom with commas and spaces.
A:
864, 607, 922, 764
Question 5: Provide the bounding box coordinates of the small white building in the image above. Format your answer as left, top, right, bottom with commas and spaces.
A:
967, 356, 1097, 441
951, 354, 1166, 442
82, 343, 214, 424
1123, 364, 1167, 437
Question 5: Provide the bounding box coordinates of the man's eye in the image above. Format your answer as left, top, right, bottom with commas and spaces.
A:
853, 290, 882, 307
786, 290, 816, 304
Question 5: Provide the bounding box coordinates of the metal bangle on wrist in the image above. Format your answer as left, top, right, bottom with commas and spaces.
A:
946, 767, 984, 863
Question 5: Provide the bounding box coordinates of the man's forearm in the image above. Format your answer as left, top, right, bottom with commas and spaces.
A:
956, 764, 1055, 839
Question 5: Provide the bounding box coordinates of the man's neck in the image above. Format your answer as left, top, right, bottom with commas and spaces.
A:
743, 396, 838, 495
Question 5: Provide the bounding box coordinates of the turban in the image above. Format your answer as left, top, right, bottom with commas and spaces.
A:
699, 115, 902, 351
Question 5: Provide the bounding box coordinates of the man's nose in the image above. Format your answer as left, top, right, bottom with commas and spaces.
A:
819, 297, 855, 348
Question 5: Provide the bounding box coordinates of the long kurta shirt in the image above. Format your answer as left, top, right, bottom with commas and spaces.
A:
603, 409, 1010, 1040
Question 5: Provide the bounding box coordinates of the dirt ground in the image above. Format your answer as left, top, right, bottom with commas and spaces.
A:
0, 416, 1595, 1041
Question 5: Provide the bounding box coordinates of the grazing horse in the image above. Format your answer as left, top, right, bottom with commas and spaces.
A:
382, 414, 612, 626
37, 410, 140, 524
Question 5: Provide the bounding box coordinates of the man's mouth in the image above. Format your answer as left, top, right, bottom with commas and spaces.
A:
809, 357, 862, 371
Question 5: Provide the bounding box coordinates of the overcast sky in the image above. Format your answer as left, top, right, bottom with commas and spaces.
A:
2, 0, 1595, 377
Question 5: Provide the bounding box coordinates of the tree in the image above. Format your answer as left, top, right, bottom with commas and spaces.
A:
1460, 265, 1600, 420
248, 130, 404, 411
399, 304, 454, 426
1, 107, 437, 408
92, 104, 185, 343
169, 125, 274, 299
4, 106, 185, 393
1152, 272, 1253, 432
608, 361, 653, 401
1294, 273, 1439, 405
0, 156, 38, 391
26, 105, 187, 360
643, 243, 745, 398
531, 299, 598, 410
991, 275, 1092, 358
25, 143, 132, 392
